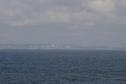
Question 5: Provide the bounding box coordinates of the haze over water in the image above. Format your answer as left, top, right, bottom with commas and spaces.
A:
0, 0, 126, 84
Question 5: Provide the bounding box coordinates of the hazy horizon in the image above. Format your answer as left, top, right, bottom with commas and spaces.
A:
0, 0, 126, 47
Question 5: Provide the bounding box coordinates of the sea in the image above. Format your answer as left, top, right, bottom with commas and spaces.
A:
0, 49, 126, 84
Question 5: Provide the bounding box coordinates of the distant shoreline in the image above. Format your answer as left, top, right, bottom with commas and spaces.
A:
0, 49, 126, 51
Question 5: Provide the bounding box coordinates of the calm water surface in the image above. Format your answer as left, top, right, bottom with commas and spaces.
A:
0, 50, 126, 84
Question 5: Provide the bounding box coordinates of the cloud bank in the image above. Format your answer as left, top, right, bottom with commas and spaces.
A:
0, 0, 126, 47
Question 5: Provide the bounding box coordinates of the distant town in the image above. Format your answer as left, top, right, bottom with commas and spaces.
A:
0, 44, 126, 50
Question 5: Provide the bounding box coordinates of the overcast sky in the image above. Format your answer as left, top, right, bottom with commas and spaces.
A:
0, 0, 126, 47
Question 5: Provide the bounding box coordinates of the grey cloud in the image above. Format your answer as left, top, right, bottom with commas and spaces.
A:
0, 0, 126, 47
0, 0, 125, 26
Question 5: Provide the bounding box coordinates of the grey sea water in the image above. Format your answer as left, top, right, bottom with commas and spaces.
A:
0, 50, 126, 84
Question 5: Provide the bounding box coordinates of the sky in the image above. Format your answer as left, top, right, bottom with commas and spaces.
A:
0, 0, 126, 47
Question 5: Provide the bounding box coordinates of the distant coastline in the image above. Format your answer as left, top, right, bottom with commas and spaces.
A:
0, 44, 126, 51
